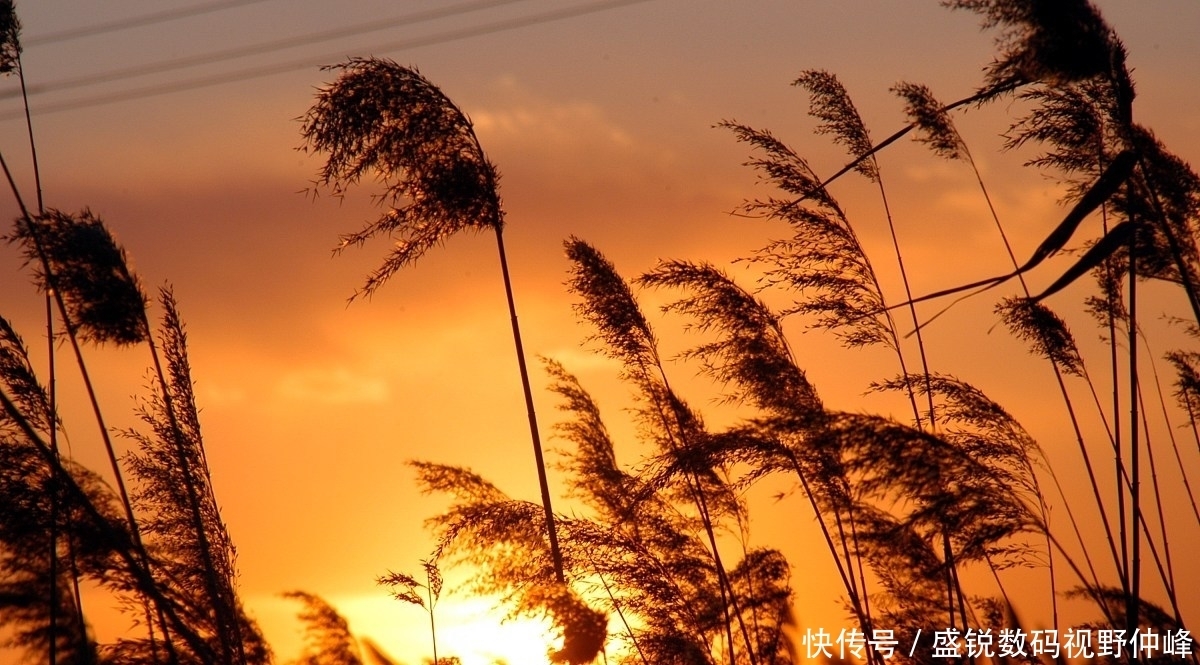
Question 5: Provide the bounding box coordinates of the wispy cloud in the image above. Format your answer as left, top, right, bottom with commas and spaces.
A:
275, 366, 390, 404
471, 76, 634, 152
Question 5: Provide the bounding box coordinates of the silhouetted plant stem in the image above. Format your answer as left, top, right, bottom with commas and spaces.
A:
1042, 453, 1105, 595
644, 386, 740, 662
1144, 339, 1200, 526
425, 568, 438, 665
652, 373, 757, 665
582, 545, 649, 665
1096, 395, 1187, 627
1127, 218, 1141, 643
45, 280, 59, 665
1185, 389, 1200, 458
767, 445, 866, 638
0, 152, 171, 653
963, 147, 1071, 627
1137, 383, 1180, 626
495, 226, 566, 585
0, 386, 216, 662
16, 54, 40, 213
145, 325, 243, 664
1039, 526, 1115, 626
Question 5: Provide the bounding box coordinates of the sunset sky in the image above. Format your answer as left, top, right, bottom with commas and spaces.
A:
3, 1, 1200, 663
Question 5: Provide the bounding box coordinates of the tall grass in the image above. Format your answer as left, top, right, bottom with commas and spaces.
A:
408, 3, 1200, 665
300, 59, 567, 586
2, 1, 1198, 664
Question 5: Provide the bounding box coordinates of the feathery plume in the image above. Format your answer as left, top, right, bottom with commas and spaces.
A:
301, 58, 501, 299
794, 70, 878, 181
892, 82, 966, 161
0, 0, 19, 75
10, 209, 148, 346
637, 260, 822, 420
721, 122, 892, 348
284, 592, 363, 665
0, 316, 54, 434
996, 297, 1085, 376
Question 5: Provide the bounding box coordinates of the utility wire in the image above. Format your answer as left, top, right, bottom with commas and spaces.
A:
2, 0, 530, 101
25, 0, 278, 47
0, 0, 652, 121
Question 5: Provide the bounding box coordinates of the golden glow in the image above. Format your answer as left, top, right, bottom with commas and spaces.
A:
2, 2, 1199, 663
261, 594, 558, 665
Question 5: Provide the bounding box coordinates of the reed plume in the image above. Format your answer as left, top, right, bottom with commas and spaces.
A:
124, 288, 268, 665
565, 237, 757, 664
378, 560, 442, 665
718, 122, 891, 349
410, 461, 609, 665
300, 59, 501, 299
11, 209, 148, 346
284, 592, 363, 665
302, 57, 565, 584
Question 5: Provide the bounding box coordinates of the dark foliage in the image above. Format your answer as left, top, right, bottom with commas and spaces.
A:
943, 0, 1124, 89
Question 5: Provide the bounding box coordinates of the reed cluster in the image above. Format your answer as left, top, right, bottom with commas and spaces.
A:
2, 1, 1198, 664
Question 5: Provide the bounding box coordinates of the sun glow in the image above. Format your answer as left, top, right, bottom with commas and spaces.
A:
289, 594, 559, 665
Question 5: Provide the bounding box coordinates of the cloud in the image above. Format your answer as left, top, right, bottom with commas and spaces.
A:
275, 366, 390, 404
474, 100, 633, 148
466, 77, 657, 163
194, 381, 248, 406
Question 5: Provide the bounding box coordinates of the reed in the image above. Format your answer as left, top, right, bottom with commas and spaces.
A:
300, 59, 567, 586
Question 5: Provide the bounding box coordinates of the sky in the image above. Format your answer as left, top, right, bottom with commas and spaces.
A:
3, 1, 1200, 663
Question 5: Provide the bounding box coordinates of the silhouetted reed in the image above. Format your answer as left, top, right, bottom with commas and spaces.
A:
124, 288, 267, 664
378, 560, 442, 665
566, 238, 760, 665
284, 591, 363, 665
3, 1, 1198, 663
301, 58, 567, 585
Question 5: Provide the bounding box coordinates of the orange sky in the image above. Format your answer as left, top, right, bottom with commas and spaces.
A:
3, 1, 1200, 663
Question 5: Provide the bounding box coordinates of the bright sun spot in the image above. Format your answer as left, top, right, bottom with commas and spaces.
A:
332, 594, 558, 665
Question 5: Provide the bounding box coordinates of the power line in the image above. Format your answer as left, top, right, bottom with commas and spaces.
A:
3, 0, 531, 101
0, 0, 653, 121
24, 0, 278, 47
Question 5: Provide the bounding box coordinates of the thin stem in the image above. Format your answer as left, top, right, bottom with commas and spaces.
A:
583, 544, 649, 665
1137, 382, 1180, 625
1127, 220, 1141, 643
16, 57, 43, 213
0, 387, 216, 662
963, 145, 1068, 627
651, 370, 756, 665
1141, 335, 1200, 527
425, 570, 438, 665
46, 281, 59, 665
145, 325, 243, 664
493, 226, 565, 585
